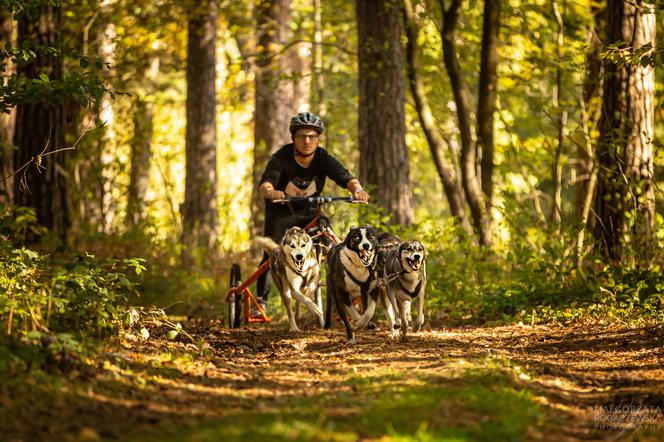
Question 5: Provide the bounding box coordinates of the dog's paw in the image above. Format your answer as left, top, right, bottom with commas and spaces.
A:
413, 323, 423, 333
288, 326, 303, 333
390, 328, 401, 340
346, 337, 357, 345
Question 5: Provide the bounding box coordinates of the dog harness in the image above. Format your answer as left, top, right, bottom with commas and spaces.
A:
343, 265, 377, 300
398, 275, 423, 298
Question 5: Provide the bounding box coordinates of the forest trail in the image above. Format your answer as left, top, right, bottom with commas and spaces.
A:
3, 321, 664, 441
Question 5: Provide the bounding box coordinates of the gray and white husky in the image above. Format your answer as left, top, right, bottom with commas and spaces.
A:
255, 226, 324, 332
379, 240, 427, 339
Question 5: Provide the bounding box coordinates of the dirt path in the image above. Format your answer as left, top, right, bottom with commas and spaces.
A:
3, 321, 664, 441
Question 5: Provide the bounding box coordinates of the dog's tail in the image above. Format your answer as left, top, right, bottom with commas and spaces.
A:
255, 236, 280, 255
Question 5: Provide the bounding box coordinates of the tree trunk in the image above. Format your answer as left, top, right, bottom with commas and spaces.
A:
550, 0, 566, 229
127, 55, 160, 228
183, 0, 218, 253
251, 0, 293, 237
592, 0, 655, 259
356, 0, 413, 226
98, 1, 117, 233
576, 2, 604, 220
13, 5, 69, 240
477, 0, 500, 222
311, 0, 325, 117
402, 0, 472, 235
439, 0, 490, 246
0, 11, 15, 206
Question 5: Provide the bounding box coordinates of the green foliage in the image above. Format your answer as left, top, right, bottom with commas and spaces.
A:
414, 210, 664, 326
1, 0, 62, 19
51, 253, 145, 336
0, 206, 148, 374
0, 43, 111, 113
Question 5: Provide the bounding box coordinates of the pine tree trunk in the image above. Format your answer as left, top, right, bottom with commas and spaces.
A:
593, 0, 655, 259
98, 2, 117, 233
13, 5, 69, 240
127, 56, 160, 228
312, 0, 325, 117
183, 0, 218, 253
251, 0, 294, 238
0, 11, 15, 206
356, 0, 413, 226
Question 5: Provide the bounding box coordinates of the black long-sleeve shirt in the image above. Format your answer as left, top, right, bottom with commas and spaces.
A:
260, 143, 354, 234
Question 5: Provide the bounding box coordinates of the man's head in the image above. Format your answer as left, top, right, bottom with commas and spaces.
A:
289, 112, 324, 157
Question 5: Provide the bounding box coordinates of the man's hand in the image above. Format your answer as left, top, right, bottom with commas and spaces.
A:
265, 189, 286, 201
352, 188, 369, 202
347, 179, 369, 202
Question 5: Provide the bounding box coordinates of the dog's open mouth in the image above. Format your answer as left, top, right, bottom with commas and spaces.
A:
407, 257, 422, 271
292, 256, 306, 272
359, 249, 374, 266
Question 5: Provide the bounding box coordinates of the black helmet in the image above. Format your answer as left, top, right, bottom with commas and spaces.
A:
289, 112, 324, 135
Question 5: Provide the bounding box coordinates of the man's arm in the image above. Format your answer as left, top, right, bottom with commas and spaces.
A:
347, 178, 369, 202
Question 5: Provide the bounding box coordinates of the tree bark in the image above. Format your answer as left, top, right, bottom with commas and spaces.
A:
356, 0, 413, 226
98, 0, 117, 233
592, 0, 655, 259
550, 0, 566, 229
476, 0, 500, 222
311, 0, 325, 117
183, 0, 218, 253
0, 11, 15, 206
127, 55, 159, 228
439, 0, 490, 245
402, 0, 472, 234
13, 5, 69, 240
576, 2, 604, 220
251, 0, 293, 237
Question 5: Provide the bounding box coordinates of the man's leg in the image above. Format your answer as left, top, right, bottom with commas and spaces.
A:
256, 251, 272, 306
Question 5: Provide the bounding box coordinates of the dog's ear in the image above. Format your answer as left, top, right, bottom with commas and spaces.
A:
344, 226, 356, 247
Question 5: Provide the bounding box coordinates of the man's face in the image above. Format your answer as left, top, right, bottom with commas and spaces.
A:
293, 128, 320, 157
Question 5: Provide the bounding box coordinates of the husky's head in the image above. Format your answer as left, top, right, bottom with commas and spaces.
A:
280, 227, 313, 273
399, 240, 426, 272
344, 225, 378, 267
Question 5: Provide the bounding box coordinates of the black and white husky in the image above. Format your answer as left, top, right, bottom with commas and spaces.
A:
379, 240, 427, 339
255, 227, 324, 332
324, 225, 380, 344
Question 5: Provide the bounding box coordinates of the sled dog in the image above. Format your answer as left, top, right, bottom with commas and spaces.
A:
379, 239, 427, 339
255, 227, 323, 332
324, 225, 380, 344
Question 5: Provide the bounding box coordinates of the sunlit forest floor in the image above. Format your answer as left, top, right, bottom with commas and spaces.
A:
3, 320, 664, 441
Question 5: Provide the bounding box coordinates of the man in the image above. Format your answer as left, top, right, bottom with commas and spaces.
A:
256, 112, 369, 312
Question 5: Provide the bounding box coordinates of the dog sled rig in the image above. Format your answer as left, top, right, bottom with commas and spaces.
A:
224, 196, 366, 328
